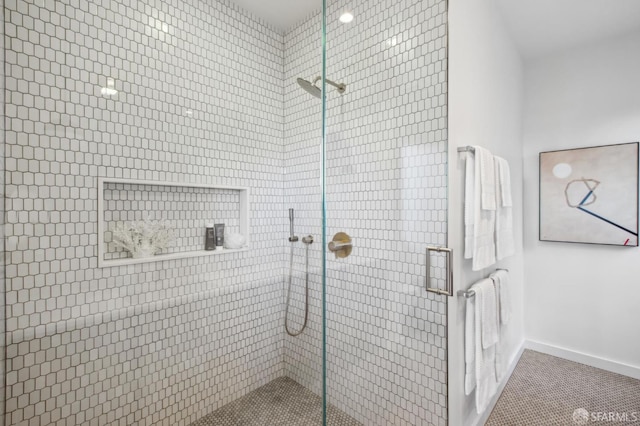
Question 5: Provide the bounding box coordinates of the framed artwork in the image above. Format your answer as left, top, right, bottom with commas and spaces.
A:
539, 142, 639, 246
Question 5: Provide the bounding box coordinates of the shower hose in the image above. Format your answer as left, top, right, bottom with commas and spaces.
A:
284, 241, 309, 336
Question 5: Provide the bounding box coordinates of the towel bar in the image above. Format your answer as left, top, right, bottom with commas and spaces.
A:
457, 268, 509, 298
457, 146, 475, 153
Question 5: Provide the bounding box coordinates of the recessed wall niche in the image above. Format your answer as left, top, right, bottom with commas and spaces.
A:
97, 178, 250, 267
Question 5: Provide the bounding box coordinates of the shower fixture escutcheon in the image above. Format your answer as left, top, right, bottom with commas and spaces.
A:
328, 232, 352, 258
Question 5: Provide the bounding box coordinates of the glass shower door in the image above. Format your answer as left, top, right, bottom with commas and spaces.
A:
321, 0, 450, 424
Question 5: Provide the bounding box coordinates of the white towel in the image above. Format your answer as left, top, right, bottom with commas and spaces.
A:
494, 157, 515, 260
472, 149, 496, 270
464, 295, 476, 395
490, 269, 511, 325
478, 279, 499, 349
464, 152, 475, 259
474, 279, 498, 414
495, 156, 512, 207
475, 146, 497, 211
490, 269, 510, 382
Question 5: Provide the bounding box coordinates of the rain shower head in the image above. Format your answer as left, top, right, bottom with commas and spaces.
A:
297, 76, 346, 98
297, 77, 322, 98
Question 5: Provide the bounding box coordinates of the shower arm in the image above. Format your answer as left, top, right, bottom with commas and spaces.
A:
312, 76, 346, 94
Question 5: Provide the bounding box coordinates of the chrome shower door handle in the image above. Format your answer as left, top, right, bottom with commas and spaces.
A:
425, 246, 453, 296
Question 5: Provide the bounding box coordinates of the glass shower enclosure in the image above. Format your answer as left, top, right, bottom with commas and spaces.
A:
318, 0, 449, 424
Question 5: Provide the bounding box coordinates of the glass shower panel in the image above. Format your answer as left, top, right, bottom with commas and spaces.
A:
322, 1, 449, 425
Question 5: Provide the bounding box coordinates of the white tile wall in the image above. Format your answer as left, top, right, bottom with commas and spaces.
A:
4, 0, 286, 424
4, 0, 448, 424
283, 0, 449, 425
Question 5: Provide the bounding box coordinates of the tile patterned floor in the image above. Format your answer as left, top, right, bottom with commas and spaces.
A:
190, 377, 362, 426
486, 350, 640, 425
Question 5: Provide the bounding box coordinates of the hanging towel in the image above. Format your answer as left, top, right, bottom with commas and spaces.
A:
494, 156, 515, 260
475, 146, 497, 211
474, 278, 498, 414
490, 269, 511, 325
490, 269, 510, 382
464, 152, 476, 259
472, 151, 496, 270
495, 156, 512, 207
478, 279, 499, 349
464, 294, 476, 395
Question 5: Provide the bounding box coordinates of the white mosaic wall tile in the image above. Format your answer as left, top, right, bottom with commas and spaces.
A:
103, 183, 241, 260
4, 0, 286, 424
283, 0, 448, 425
4, 0, 449, 424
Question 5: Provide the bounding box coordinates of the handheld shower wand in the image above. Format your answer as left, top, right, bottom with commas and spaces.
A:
285, 207, 312, 336
288, 208, 298, 242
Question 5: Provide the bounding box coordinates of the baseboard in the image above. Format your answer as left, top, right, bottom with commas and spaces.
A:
525, 340, 640, 380
471, 342, 525, 426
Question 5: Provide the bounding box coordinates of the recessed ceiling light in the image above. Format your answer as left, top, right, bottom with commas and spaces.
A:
101, 78, 118, 96
100, 87, 118, 96
339, 12, 354, 23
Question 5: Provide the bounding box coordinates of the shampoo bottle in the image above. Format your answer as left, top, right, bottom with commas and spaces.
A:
214, 223, 225, 250
205, 224, 216, 250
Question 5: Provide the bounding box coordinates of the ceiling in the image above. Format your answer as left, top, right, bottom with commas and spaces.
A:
227, 0, 320, 32
496, 0, 640, 60
227, 0, 640, 57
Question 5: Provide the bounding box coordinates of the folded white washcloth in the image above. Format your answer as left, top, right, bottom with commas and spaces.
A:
494, 156, 515, 260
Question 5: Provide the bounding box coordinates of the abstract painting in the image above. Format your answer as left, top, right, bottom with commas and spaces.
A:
539, 142, 639, 246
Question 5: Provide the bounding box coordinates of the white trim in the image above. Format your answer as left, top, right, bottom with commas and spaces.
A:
471, 343, 525, 426
99, 247, 250, 267
97, 177, 250, 267
98, 177, 249, 192
525, 340, 640, 380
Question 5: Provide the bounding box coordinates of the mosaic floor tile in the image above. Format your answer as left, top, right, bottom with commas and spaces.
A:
486, 350, 640, 425
190, 377, 361, 426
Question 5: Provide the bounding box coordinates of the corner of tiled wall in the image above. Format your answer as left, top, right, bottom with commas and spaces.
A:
283, 0, 448, 424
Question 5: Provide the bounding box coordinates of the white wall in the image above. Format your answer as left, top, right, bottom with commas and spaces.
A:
448, 0, 526, 424
523, 30, 640, 375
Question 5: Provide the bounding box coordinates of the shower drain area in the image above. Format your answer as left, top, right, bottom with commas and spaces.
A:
190, 377, 361, 426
